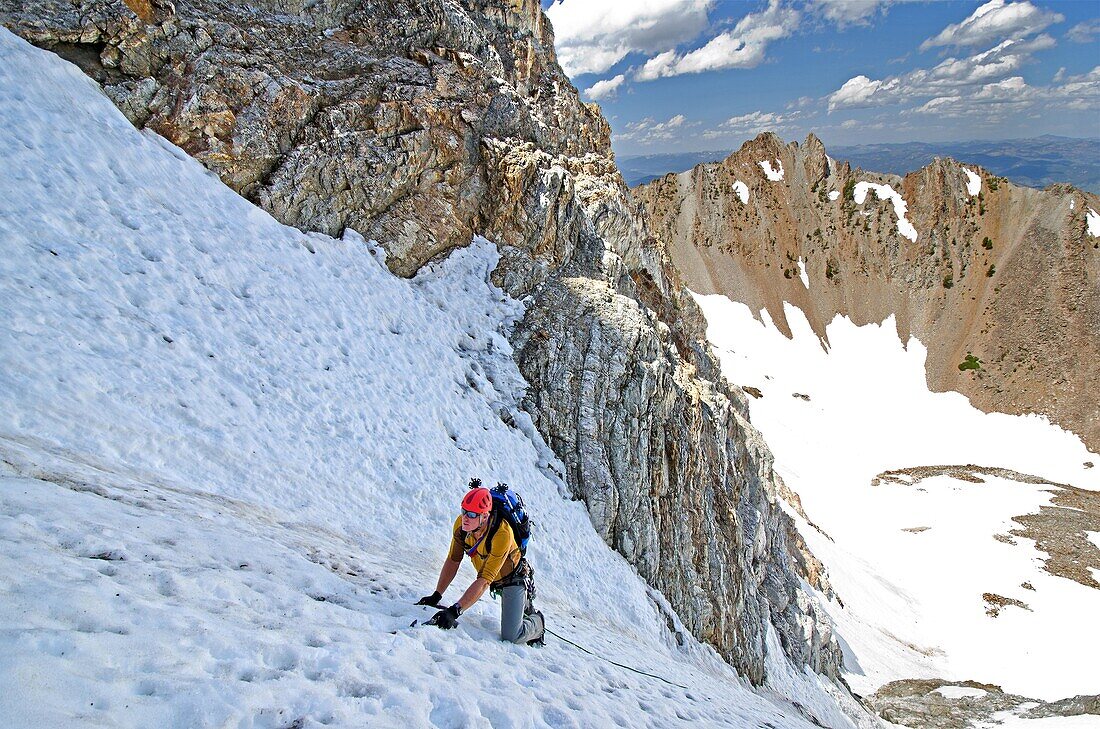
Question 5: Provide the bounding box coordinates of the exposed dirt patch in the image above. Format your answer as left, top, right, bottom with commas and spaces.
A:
1009, 485, 1100, 590
872, 465, 1100, 590
903, 526, 930, 533
871, 464, 1067, 488
981, 592, 1031, 617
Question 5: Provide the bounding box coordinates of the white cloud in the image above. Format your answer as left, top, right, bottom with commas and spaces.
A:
920, 0, 1064, 51
724, 111, 785, 128
906, 67, 1100, 120
828, 33, 1061, 113
1052, 65, 1100, 102
701, 110, 806, 140
973, 75, 1031, 98
545, 0, 712, 76
1067, 19, 1100, 44
583, 74, 626, 101
636, 50, 680, 81
807, 0, 890, 27
618, 113, 693, 145
633, 0, 800, 80
805, 0, 927, 28
828, 75, 889, 110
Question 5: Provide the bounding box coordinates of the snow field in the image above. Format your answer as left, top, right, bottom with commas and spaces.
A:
0, 29, 874, 728
963, 169, 982, 196
760, 160, 785, 181
693, 295, 1100, 703
1087, 208, 1099, 237
732, 180, 749, 204
853, 182, 918, 242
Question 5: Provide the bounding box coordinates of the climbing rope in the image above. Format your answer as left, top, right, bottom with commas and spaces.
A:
543, 627, 688, 689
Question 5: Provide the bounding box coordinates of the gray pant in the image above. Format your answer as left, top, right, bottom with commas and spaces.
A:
500, 584, 540, 644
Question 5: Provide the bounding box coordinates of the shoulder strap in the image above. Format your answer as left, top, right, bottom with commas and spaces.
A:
484, 508, 504, 551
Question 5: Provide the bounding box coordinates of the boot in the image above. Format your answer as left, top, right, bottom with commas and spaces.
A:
526, 610, 545, 647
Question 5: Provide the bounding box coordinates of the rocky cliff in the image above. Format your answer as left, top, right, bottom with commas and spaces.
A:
635, 133, 1100, 455
2, 2, 842, 683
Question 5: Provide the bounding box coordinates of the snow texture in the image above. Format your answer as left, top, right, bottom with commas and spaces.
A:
732, 180, 750, 204
853, 181, 918, 242
693, 295, 1100, 703
760, 160, 784, 181
829, 190, 841, 201
797, 258, 809, 289
1087, 208, 1099, 237
0, 28, 874, 729
963, 168, 982, 196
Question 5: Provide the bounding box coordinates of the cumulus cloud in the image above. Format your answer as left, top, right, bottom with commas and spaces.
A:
906, 67, 1100, 120
544, 0, 712, 76
634, 0, 800, 80
550, 0, 909, 84
636, 50, 680, 81
920, 0, 1064, 51
911, 76, 1035, 117
828, 75, 894, 110
1067, 19, 1100, 44
828, 32, 1061, 113
807, 0, 907, 27
1053, 65, 1100, 105
618, 113, 693, 145
583, 74, 626, 101
701, 109, 808, 140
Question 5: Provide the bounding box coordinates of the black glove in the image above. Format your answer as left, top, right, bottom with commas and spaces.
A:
430, 603, 462, 630
416, 591, 443, 607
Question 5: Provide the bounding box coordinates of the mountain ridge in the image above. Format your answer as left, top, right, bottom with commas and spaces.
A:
619, 136, 1100, 193
634, 131, 1100, 454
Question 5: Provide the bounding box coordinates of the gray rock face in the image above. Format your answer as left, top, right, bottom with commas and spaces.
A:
868, 678, 1100, 728
2, 0, 842, 683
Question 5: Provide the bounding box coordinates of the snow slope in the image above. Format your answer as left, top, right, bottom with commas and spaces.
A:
693, 296, 1100, 711
0, 29, 874, 728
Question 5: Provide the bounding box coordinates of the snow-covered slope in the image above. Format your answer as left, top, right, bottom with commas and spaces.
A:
694, 295, 1100, 723
0, 29, 874, 728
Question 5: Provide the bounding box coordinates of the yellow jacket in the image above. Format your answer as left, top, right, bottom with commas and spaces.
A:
448, 516, 521, 583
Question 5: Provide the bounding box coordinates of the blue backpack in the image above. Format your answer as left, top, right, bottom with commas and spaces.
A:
468, 480, 531, 556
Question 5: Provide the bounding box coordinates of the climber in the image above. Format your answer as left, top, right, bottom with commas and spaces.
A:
416, 479, 544, 645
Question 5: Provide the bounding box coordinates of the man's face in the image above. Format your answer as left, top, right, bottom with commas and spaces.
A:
461, 510, 486, 530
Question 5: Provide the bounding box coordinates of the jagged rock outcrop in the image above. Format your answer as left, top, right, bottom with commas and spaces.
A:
635, 132, 1100, 454
2, 1, 843, 682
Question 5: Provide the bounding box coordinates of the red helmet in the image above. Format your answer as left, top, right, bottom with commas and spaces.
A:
461, 487, 493, 514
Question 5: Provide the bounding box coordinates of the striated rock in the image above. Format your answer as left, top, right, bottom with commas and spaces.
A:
635, 133, 1100, 455
2, 1, 843, 684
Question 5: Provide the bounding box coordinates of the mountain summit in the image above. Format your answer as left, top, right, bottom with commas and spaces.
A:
635, 133, 1100, 454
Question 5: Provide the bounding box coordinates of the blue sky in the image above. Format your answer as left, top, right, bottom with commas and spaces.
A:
541, 1, 1100, 156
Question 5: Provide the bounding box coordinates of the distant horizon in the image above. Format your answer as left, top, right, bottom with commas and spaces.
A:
616, 132, 1100, 160
614, 133, 1100, 193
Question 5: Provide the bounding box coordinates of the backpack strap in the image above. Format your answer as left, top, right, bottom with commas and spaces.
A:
483, 508, 504, 553
456, 511, 500, 559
